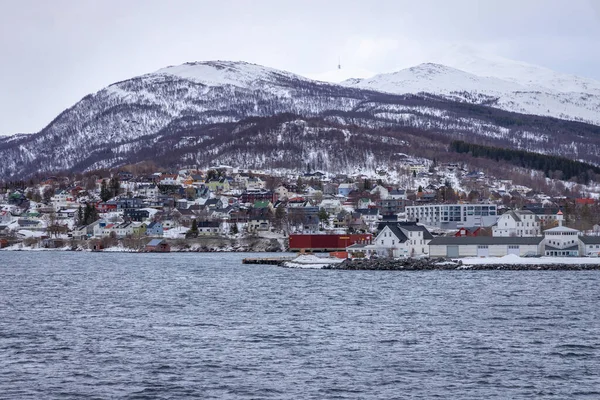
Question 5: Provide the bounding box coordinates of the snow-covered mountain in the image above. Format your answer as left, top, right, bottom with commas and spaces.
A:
1, 58, 600, 180
343, 57, 600, 126
433, 46, 600, 94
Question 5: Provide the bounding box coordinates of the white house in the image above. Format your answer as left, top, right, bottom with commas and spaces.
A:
274, 185, 290, 200
388, 189, 407, 200
51, 190, 77, 210
355, 208, 380, 232
137, 185, 159, 201
318, 199, 342, 215
114, 221, 134, 238
368, 222, 433, 258
492, 210, 540, 237
580, 236, 600, 257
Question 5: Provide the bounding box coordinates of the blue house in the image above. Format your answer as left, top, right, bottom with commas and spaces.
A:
146, 221, 164, 237
338, 183, 356, 197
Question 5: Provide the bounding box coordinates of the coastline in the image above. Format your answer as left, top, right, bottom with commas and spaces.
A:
0, 236, 286, 253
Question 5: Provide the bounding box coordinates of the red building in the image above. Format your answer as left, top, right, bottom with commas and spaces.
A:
576, 198, 595, 205
289, 234, 372, 252
96, 202, 117, 213
240, 190, 278, 204
454, 227, 482, 237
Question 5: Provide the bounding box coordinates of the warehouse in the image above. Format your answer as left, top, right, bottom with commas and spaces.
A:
429, 236, 543, 258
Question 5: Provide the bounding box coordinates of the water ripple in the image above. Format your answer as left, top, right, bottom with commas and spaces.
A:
1, 252, 599, 399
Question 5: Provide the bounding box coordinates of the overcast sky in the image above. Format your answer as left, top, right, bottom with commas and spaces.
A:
1, 0, 599, 135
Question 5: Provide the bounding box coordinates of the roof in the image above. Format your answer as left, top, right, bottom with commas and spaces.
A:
429, 236, 544, 245
197, 221, 220, 228
503, 210, 521, 222
580, 236, 600, 244
253, 200, 271, 209
544, 225, 580, 233
400, 223, 434, 240
147, 239, 165, 247
382, 224, 408, 243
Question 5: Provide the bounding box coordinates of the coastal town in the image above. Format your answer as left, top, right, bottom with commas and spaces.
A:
1, 160, 600, 259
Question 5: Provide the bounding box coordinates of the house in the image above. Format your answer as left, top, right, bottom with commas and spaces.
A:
132, 222, 147, 236
369, 222, 433, 258
114, 222, 134, 238
206, 178, 230, 193
56, 209, 77, 219
338, 183, 356, 197
72, 221, 102, 240
0, 238, 9, 248
492, 210, 540, 237
124, 209, 150, 222
248, 216, 271, 232
18, 218, 43, 229
240, 189, 277, 204
116, 197, 144, 210
318, 199, 342, 215
288, 206, 319, 233
96, 201, 118, 213
50, 190, 76, 209
197, 221, 221, 235
102, 223, 116, 237
246, 177, 265, 190
376, 198, 406, 216
428, 236, 544, 258
355, 208, 380, 231
274, 185, 290, 200
137, 184, 159, 200
158, 174, 179, 186
145, 239, 170, 253
146, 221, 164, 237
580, 236, 600, 257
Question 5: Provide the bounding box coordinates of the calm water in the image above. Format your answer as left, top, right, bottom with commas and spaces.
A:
0, 252, 599, 399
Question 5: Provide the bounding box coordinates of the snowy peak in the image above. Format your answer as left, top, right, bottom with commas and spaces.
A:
431, 46, 600, 94
344, 62, 525, 95
343, 59, 600, 125
152, 60, 310, 88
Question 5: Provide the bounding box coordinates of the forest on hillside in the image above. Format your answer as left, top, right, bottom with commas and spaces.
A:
449, 140, 600, 184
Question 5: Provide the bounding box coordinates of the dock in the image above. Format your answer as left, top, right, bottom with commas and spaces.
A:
242, 257, 294, 265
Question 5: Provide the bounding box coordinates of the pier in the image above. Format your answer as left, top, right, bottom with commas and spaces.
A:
242, 257, 294, 265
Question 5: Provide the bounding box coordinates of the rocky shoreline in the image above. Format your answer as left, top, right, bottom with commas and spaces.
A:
323, 258, 600, 271
1, 237, 286, 253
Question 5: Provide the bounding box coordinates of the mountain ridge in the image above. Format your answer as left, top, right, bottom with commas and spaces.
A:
1, 58, 600, 181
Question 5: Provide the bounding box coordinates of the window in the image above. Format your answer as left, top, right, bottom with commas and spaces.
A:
392, 240, 395, 245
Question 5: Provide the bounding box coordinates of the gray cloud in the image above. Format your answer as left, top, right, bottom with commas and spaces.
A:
1, 0, 598, 135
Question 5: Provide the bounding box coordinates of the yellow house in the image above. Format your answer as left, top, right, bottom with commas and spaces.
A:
133, 222, 147, 236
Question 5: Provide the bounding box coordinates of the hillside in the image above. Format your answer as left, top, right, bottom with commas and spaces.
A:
1, 59, 600, 181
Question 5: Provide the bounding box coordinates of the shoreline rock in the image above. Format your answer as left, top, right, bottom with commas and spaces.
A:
323, 258, 600, 271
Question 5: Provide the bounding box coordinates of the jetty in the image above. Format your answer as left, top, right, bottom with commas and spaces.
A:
242, 257, 294, 265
